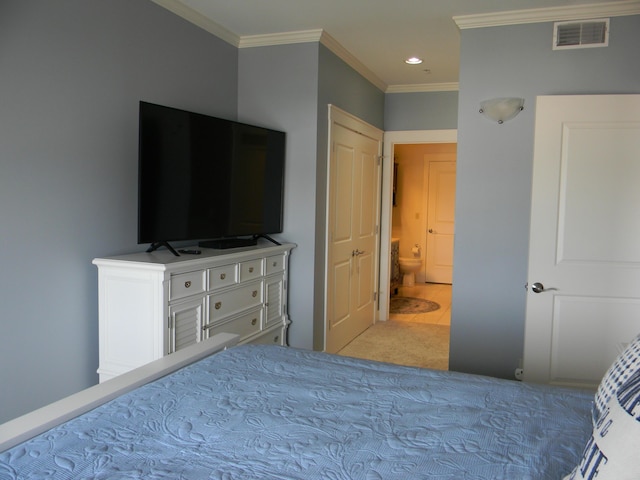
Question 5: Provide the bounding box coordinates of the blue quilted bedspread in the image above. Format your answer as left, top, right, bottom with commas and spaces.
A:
0, 345, 592, 479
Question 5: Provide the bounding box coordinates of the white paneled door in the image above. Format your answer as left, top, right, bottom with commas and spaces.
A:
523, 95, 640, 388
425, 160, 456, 284
326, 106, 382, 353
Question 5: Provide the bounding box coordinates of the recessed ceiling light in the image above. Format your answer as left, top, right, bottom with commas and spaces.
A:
405, 57, 423, 65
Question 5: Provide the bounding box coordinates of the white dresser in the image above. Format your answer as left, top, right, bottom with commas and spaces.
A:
93, 243, 295, 382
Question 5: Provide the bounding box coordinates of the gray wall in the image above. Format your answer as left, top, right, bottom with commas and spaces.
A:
384, 91, 458, 131
0, 0, 238, 423
238, 43, 320, 349
5, 0, 634, 427
238, 43, 384, 350
450, 15, 640, 379
318, 45, 385, 131
314, 44, 385, 349
0, 1, 384, 424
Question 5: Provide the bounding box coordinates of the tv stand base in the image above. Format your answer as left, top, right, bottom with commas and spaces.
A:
146, 241, 180, 256
199, 237, 258, 249
254, 234, 281, 246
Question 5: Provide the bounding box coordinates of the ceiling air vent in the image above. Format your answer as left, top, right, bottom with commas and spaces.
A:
553, 18, 609, 50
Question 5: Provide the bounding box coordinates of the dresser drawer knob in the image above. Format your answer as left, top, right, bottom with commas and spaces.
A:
251, 318, 257, 326
272, 261, 277, 267
252, 290, 257, 298
220, 273, 226, 280
184, 281, 191, 288
273, 335, 279, 343
249, 267, 254, 273
215, 301, 222, 310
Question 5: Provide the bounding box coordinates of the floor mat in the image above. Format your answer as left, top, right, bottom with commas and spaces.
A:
390, 296, 440, 314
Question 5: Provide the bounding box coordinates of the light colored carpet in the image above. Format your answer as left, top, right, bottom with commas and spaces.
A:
337, 320, 450, 370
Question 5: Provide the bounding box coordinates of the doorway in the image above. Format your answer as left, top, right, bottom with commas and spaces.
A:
392, 143, 456, 285
332, 130, 457, 365
379, 130, 458, 321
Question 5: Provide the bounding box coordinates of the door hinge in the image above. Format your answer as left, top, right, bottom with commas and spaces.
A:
373, 291, 378, 301
377, 155, 383, 165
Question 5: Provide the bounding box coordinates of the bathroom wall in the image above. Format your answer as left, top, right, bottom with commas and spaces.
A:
392, 143, 457, 283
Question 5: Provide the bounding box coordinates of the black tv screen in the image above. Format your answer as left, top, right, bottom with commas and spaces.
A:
138, 101, 285, 250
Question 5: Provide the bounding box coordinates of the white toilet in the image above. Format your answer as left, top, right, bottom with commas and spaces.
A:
399, 244, 422, 286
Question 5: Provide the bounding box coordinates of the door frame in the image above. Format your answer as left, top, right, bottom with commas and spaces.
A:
379, 130, 458, 321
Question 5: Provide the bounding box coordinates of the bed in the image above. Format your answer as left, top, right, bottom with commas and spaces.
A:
1, 333, 639, 479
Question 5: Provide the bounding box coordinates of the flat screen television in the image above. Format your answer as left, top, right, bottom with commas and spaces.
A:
138, 101, 285, 255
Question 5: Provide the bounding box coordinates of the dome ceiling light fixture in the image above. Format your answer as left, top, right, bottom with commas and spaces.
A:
404, 57, 423, 65
479, 97, 525, 124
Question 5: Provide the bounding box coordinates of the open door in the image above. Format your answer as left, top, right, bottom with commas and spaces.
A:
523, 94, 640, 388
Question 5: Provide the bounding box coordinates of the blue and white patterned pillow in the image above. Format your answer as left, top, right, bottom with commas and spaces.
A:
565, 369, 640, 480
593, 333, 640, 424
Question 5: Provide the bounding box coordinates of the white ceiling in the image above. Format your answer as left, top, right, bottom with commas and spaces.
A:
153, 0, 640, 92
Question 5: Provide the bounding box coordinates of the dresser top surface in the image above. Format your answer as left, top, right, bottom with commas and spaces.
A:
93, 242, 296, 270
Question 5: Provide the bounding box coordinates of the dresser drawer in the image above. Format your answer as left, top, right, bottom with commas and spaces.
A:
239, 259, 263, 282
208, 280, 263, 322
208, 264, 238, 290
265, 254, 285, 275
251, 326, 286, 346
169, 270, 206, 301
204, 308, 262, 341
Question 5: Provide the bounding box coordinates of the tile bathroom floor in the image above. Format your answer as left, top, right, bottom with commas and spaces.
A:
390, 282, 452, 326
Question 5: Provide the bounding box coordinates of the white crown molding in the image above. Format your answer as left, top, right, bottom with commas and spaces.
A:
386, 83, 459, 93
151, 0, 239, 46
154, 0, 639, 95
454, 1, 640, 29
318, 31, 388, 92
151, 1, 390, 93
238, 29, 323, 48
238, 29, 388, 92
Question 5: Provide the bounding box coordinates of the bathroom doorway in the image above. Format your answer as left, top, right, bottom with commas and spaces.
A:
392, 143, 456, 285
378, 129, 457, 322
